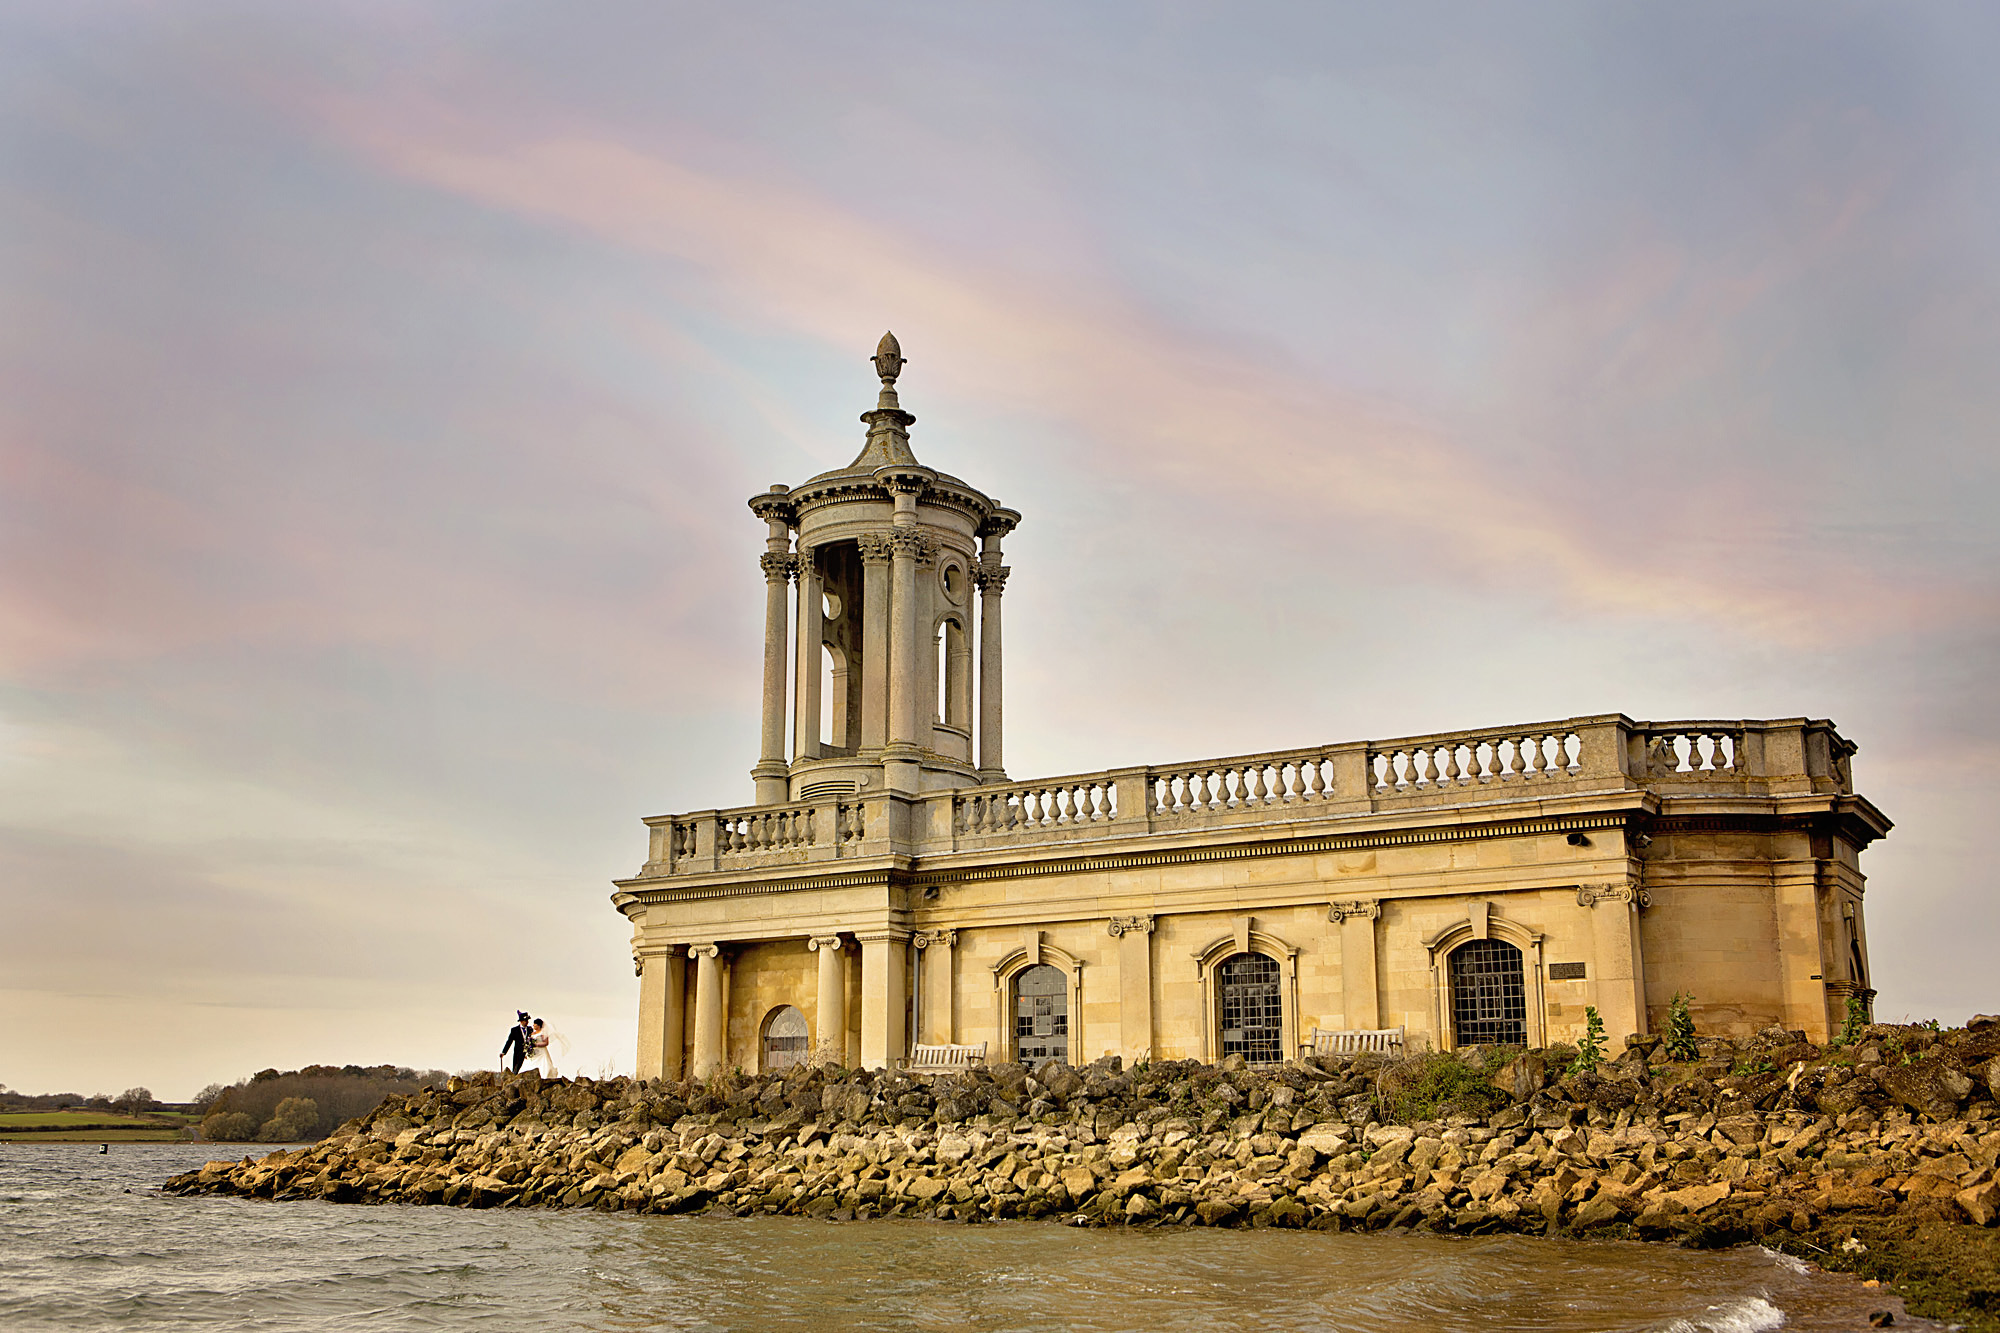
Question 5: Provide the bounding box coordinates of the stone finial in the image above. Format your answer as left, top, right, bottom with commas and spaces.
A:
872, 330, 905, 388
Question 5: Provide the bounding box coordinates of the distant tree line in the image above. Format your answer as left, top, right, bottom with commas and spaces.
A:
0, 1084, 163, 1114
197, 1065, 450, 1142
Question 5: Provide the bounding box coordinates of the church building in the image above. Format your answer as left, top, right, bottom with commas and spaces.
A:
612, 335, 1890, 1078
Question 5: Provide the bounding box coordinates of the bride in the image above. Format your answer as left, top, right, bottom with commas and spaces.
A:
530, 1018, 568, 1078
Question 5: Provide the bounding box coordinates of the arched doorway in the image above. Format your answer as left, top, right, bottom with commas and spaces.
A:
1012, 963, 1068, 1066
1216, 952, 1283, 1063
1448, 938, 1526, 1046
761, 1005, 810, 1073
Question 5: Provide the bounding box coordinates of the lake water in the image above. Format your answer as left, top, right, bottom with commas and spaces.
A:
0, 1144, 1938, 1332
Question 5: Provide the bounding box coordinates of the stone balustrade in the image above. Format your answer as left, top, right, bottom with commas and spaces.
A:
638, 714, 1859, 876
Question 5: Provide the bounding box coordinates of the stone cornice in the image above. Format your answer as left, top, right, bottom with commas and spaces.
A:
613, 810, 1637, 906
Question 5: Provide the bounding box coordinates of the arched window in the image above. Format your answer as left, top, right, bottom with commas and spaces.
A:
1448, 939, 1526, 1046
1012, 964, 1068, 1067
1216, 952, 1283, 1063
761, 1005, 810, 1073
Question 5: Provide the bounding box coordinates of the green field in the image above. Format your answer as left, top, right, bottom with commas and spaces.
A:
0, 1109, 197, 1142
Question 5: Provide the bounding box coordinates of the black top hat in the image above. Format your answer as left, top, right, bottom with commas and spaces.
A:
516, 1011, 530, 1021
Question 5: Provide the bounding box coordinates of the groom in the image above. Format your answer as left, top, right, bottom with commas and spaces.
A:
500, 1010, 533, 1073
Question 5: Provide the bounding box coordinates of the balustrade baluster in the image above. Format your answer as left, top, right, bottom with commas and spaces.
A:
1309, 759, 1326, 799
1442, 745, 1461, 785
1418, 748, 1438, 788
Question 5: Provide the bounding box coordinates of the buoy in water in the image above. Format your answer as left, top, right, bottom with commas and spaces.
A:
98, 1144, 108, 1154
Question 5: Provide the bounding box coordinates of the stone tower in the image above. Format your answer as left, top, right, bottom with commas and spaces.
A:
748, 333, 1021, 805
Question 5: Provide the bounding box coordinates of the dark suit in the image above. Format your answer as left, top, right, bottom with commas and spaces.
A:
501, 1022, 532, 1072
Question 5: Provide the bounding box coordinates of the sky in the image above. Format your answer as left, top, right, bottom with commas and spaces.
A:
3, 3, 1996, 1101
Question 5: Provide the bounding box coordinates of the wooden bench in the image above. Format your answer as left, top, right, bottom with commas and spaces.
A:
1302, 1025, 1406, 1059
906, 1042, 988, 1072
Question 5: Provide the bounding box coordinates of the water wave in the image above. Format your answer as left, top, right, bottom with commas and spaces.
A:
0, 1147, 1942, 1332
1657, 1294, 1786, 1333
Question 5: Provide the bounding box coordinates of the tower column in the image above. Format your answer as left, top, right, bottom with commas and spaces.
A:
750, 489, 794, 805
809, 934, 848, 1067
689, 944, 724, 1078
975, 550, 1010, 782
881, 477, 930, 794
793, 547, 822, 767
857, 535, 892, 752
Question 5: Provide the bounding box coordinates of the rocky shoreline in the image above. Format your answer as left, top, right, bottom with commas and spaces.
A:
169, 1021, 2000, 1325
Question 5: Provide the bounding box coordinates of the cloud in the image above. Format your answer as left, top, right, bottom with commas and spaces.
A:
310, 99, 1979, 649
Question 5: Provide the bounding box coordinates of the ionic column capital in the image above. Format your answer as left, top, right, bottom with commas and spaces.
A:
912, 928, 958, 950
807, 934, 845, 953
1107, 914, 1155, 937
688, 942, 721, 960
1576, 884, 1649, 909
1329, 899, 1381, 923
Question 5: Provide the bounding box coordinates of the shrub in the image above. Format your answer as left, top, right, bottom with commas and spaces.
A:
1834, 996, 1869, 1048
1377, 1051, 1509, 1123
201, 1111, 259, 1142
1568, 1007, 1606, 1076
257, 1097, 320, 1142
1664, 992, 1699, 1061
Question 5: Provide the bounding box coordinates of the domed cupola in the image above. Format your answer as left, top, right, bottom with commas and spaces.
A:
747, 334, 1020, 804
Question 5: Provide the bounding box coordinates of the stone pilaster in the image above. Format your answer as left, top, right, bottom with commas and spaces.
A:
858, 929, 911, 1069
1109, 915, 1155, 1061
1330, 899, 1381, 1030
1577, 883, 1649, 1047
912, 929, 958, 1045
634, 944, 687, 1080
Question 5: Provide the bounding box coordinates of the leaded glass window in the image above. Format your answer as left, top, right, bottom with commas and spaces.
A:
1013, 963, 1068, 1067
1217, 952, 1283, 1063
762, 1005, 809, 1073
1448, 938, 1526, 1046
